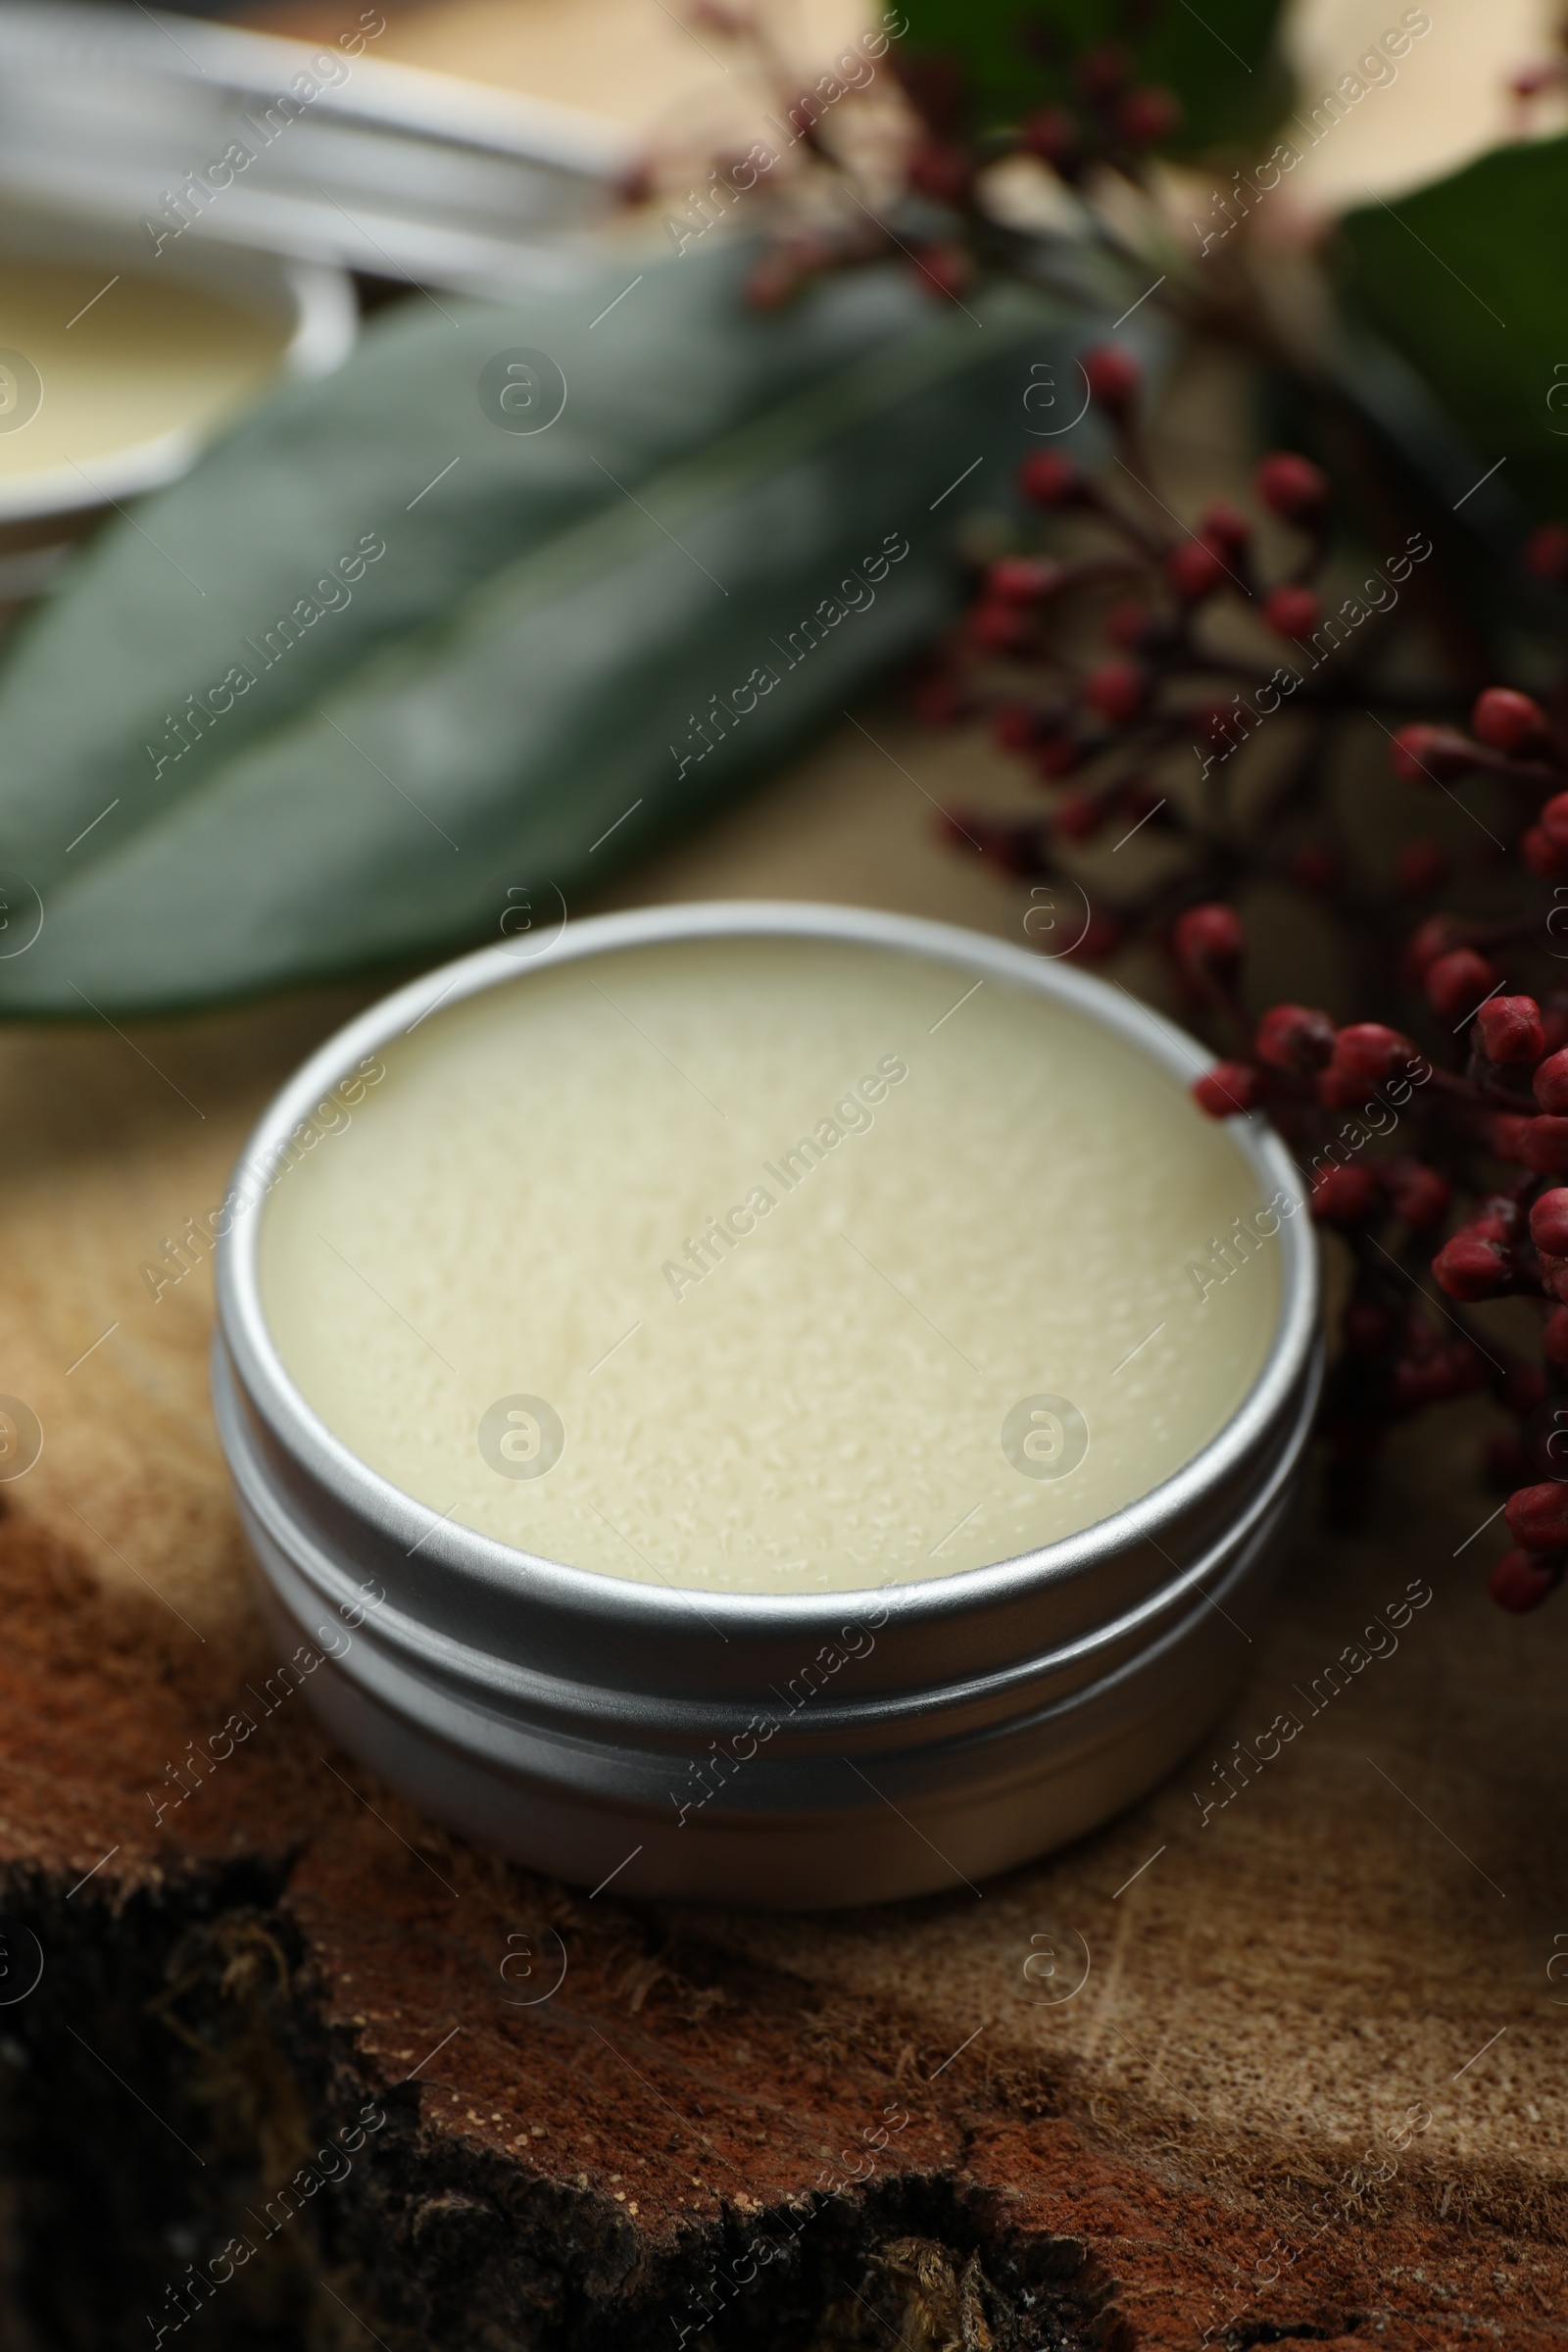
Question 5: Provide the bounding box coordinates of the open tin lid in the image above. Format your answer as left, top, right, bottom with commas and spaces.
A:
0, 1, 633, 294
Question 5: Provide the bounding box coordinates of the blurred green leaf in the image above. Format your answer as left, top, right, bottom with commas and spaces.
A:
0, 245, 1095, 1014
898, 0, 1289, 154
1336, 133, 1568, 520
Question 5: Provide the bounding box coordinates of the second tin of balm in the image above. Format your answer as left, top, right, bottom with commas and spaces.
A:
213, 902, 1320, 1906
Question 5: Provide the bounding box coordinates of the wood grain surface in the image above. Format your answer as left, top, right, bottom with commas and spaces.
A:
0, 690, 1564, 2351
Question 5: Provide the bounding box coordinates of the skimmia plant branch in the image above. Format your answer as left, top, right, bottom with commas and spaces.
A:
652, 6, 1568, 1606
919, 360, 1568, 1614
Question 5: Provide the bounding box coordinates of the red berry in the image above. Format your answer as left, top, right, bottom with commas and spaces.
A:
1389, 723, 1476, 783
1522, 824, 1568, 879
1396, 840, 1449, 894
1433, 1233, 1513, 1300
1200, 499, 1250, 555
1081, 660, 1147, 725
1311, 1163, 1378, 1224
1478, 994, 1544, 1064
1254, 452, 1328, 526
992, 700, 1042, 751
1504, 1481, 1568, 1552
1254, 1003, 1336, 1073
1263, 585, 1321, 641
1193, 1061, 1258, 1117
1489, 1549, 1559, 1611
1034, 734, 1081, 780
1490, 1112, 1535, 1162
1082, 342, 1142, 416
1167, 539, 1228, 601
1523, 1116, 1568, 1173
1077, 42, 1133, 101
1531, 1188, 1568, 1255
1054, 791, 1103, 841
1540, 790, 1568, 850
1116, 84, 1181, 146
1332, 1022, 1417, 1085
1022, 105, 1079, 168
915, 243, 973, 302
907, 144, 973, 205
1173, 902, 1245, 980
1512, 61, 1560, 96
986, 557, 1065, 605
1106, 601, 1153, 650
1392, 1352, 1448, 1410
1471, 1195, 1522, 1242
1018, 452, 1081, 508
1526, 521, 1568, 584
1536, 1047, 1568, 1112
971, 819, 1036, 876
1471, 686, 1548, 754
1425, 947, 1497, 1022
969, 600, 1033, 654
1386, 1160, 1450, 1228
1069, 911, 1124, 960
1317, 1065, 1371, 1110
1545, 1305, 1568, 1365
1404, 914, 1465, 979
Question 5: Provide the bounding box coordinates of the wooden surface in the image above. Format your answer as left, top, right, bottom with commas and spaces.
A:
0, 690, 1566, 2351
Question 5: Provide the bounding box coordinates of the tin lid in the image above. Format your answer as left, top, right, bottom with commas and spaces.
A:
0, 2, 631, 293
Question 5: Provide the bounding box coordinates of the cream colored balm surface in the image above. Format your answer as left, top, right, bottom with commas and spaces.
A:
259, 938, 1282, 1593
0, 263, 287, 481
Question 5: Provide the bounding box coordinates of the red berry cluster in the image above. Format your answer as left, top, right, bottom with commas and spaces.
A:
678, 9, 1568, 1614
1014, 41, 1182, 179
1174, 659, 1568, 1613
922, 340, 1568, 1610
716, 18, 1184, 311
915, 338, 1434, 956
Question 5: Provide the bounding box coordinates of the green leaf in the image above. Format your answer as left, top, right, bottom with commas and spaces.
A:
897, 0, 1290, 155
1336, 132, 1568, 521
0, 245, 1094, 1014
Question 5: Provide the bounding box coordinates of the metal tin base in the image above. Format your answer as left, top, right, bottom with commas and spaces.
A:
232, 1445, 1300, 1906
213, 904, 1322, 1908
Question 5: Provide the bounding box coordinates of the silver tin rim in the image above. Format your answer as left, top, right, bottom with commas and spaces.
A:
216, 901, 1318, 1634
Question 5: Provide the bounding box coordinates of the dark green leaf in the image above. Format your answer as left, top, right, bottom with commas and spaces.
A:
0, 245, 1098, 1013
897, 0, 1289, 155
1336, 132, 1568, 521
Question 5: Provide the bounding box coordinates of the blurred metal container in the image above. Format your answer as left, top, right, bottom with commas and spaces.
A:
0, 202, 355, 530
0, 2, 629, 295
212, 903, 1322, 1910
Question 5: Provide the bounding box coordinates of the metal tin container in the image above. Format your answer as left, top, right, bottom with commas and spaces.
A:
0, 199, 354, 594
212, 903, 1320, 1908
0, 1, 626, 295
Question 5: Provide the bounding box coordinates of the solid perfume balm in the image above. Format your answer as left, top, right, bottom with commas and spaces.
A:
257, 932, 1282, 1595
